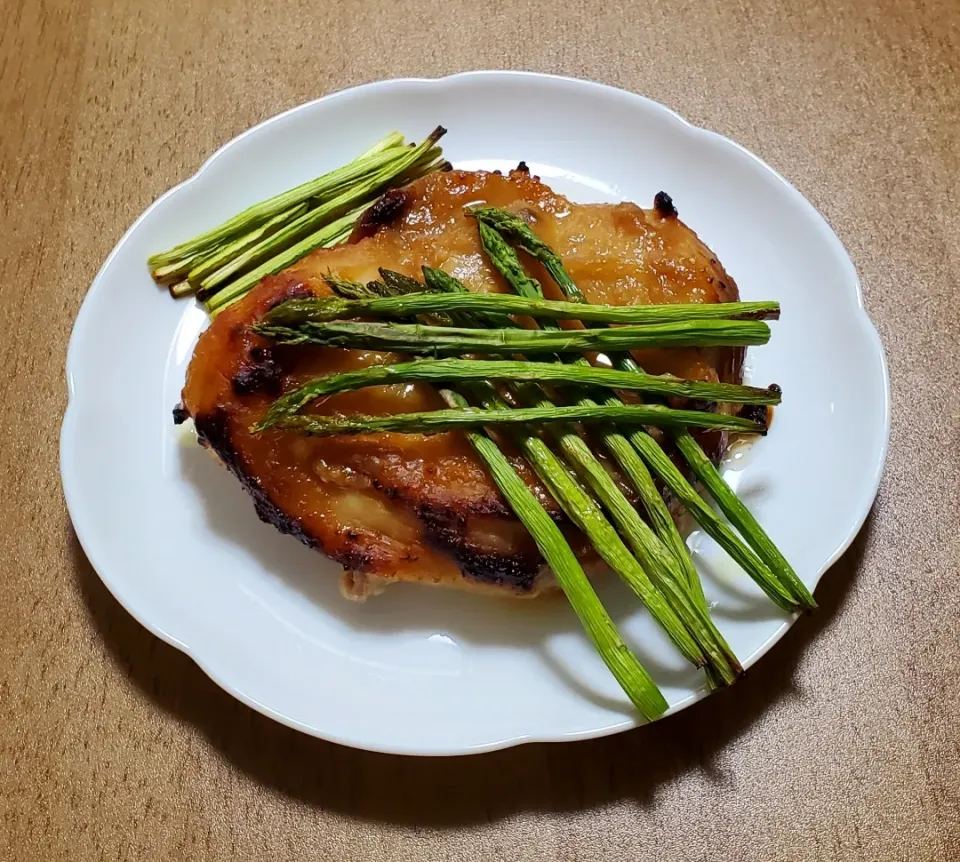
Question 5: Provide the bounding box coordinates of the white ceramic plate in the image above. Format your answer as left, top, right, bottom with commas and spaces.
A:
61, 72, 890, 755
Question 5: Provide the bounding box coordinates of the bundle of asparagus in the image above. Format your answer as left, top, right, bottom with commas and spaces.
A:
249, 209, 814, 718
147, 129, 448, 310
469, 207, 814, 611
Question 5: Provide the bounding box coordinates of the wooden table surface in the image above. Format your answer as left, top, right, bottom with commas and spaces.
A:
2, 0, 959, 859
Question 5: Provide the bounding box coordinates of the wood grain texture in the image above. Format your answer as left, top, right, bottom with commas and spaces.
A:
1, 0, 958, 858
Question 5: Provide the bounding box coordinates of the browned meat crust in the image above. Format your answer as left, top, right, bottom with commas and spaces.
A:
180, 167, 742, 598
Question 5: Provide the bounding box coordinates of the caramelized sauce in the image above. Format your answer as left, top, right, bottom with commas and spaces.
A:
182, 168, 745, 590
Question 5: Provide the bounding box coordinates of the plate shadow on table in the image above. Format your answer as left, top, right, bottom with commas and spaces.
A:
72, 462, 873, 828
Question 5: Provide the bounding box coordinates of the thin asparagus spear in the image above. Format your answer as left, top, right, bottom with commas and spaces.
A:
255, 359, 780, 430
672, 430, 815, 609
353, 131, 409, 157
378, 268, 431, 295
323, 274, 385, 300
147, 131, 407, 269
420, 268, 514, 328
396, 154, 452, 185
205, 206, 367, 313
625, 428, 798, 611
151, 249, 210, 285
263, 292, 781, 327
507, 382, 742, 682
324, 269, 431, 301
186, 203, 310, 285
475, 226, 742, 682
481, 205, 813, 610
322, 221, 354, 247
197, 129, 445, 298
169, 280, 197, 299
269, 402, 765, 436
206, 221, 356, 318
469, 206, 588, 301
253, 318, 772, 353
439, 388, 667, 720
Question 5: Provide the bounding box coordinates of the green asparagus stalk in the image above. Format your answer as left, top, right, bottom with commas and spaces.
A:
392, 153, 451, 187
625, 429, 797, 611
263, 292, 780, 327
253, 318, 772, 353
186, 203, 310, 285
147, 131, 407, 270
269, 402, 765, 437
321, 221, 354, 247
463, 382, 717, 671
439, 388, 667, 720
197, 129, 446, 299
166, 280, 195, 299
507, 382, 742, 683
475, 225, 742, 682
672, 429, 815, 609
478, 205, 813, 610
151, 249, 210, 285
378, 268, 433, 296
255, 358, 780, 430
323, 269, 432, 302
322, 274, 385, 300
469, 206, 587, 300
169, 203, 313, 300
206, 206, 368, 314
420, 268, 514, 328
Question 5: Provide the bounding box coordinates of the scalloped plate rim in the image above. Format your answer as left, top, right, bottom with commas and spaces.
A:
61, 71, 891, 755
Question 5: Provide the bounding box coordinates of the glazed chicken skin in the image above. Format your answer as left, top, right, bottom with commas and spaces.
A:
179, 167, 743, 599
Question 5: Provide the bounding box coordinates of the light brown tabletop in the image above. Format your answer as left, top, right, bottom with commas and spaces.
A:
2, 0, 958, 859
